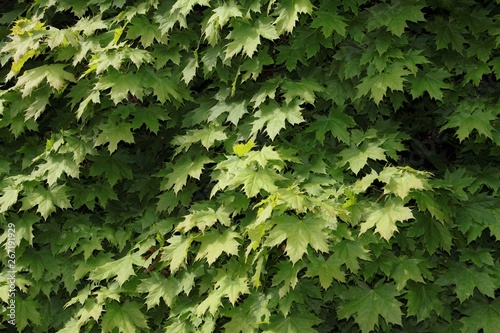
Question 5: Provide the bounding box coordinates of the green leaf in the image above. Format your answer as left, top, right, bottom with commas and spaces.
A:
331, 239, 371, 273
14, 64, 76, 97
162, 155, 212, 194
305, 254, 345, 288
263, 312, 321, 333
214, 270, 250, 305
16, 297, 42, 331
89, 151, 133, 186
338, 141, 386, 175
408, 69, 451, 101
407, 214, 453, 255
251, 100, 305, 140
195, 228, 240, 265
89, 252, 144, 286
0, 187, 19, 213
441, 102, 497, 142
265, 214, 329, 264
137, 272, 180, 309
101, 301, 148, 333
162, 235, 192, 273
132, 105, 170, 133
306, 108, 356, 144
436, 263, 497, 302
176, 205, 231, 232
405, 283, 444, 322
311, 11, 347, 37
34, 153, 80, 186
126, 16, 164, 47
274, 0, 314, 35
367, 2, 425, 37
338, 281, 403, 333
94, 70, 144, 104
223, 293, 271, 333
360, 198, 414, 241
379, 166, 428, 199
21, 185, 72, 219
356, 66, 410, 104
225, 18, 278, 59
235, 167, 286, 197
461, 298, 500, 333
282, 79, 324, 105
94, 122, 135, 153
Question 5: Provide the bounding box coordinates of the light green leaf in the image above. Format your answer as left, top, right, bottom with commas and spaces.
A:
15, 64, 76, 97
195, 228, 240, 265
274, 0, 314, 35
89, 252, 144, 286
361, 198, 414, 241
338, 141, 386, 175
137, 273, 180, 309
94, 122, 135, 154
263, 312, 321, 333
21, 185, 72, 219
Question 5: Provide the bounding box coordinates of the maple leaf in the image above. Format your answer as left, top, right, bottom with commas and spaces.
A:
428, 17, 466, 52
162, 235, 191, 273
461, 298, 500, 333
360, 198, 414, 241
263, 312, 321, 333
89, 151, 133, 186
94, 70, 144, 104
408, 69, 451, 100
16, 297, 42, 332
271, 260, 306, 297
405, 283, 444, 322
94, 122, 135, 153
14, 64, 76, 97
235, 168, 286, 197
11, 212, 39, 246
367, 2, 425, 36
407, 213, 453, 255
436, 263, 496, 302
338, 141, 386, 175
251, 100, 305, 140
162, 155, 212, 194
101, 301, 148, 333
214, 271, 250, 305
0, 187, 19, 213
126, 15, 164, 47
282, 79, 324, 105
378, 166, 429, 199
195, 228, 240, 265
265, 214, 329, 264
33, 153, 80, 186
356, 66, 410, 104
233, 139, 255, 156
338, 281, 403, 333
331, 239, 371, 273
20, 185, 71, 219
311, 11, 347, 37
305, 254, 345, 288
172, 125, 228, 152
441, 101, 497, 142
306, 107, 356, 144
223, 293, 271, 333
137, 272, 180, 309
225, 18, 278, 59
89, 252, 144, 286
132, 105, 170, 133
176, 205, 231, 232
140, 67, 190, 103
274, 0, 313, 34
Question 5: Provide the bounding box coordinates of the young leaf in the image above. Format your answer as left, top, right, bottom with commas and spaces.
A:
195, 228, 240, 265
360, 198, 414, 241
137, 273, 180, 309
94, 122, 135, 154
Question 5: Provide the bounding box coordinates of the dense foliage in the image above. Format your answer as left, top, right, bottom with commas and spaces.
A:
1, 0, 500, 332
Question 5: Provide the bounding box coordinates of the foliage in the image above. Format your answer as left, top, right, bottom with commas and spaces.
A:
1, 0, 500, 332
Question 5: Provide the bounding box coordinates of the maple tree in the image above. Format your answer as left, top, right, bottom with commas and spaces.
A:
1, 0, 500, 332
